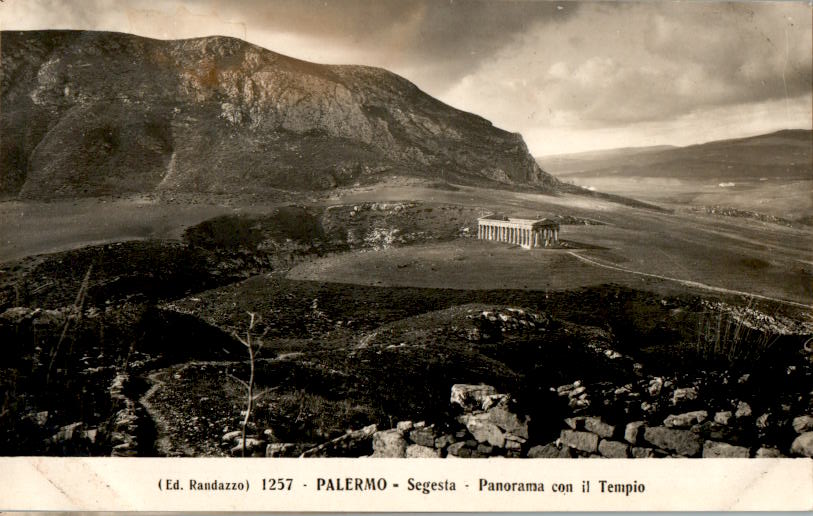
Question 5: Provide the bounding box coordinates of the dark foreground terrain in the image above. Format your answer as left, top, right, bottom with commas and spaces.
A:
1, 199, 811, 458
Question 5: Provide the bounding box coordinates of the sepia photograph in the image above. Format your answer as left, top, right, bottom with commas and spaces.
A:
0, 0, 811, 470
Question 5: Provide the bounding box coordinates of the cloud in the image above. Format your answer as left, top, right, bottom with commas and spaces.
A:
442, 2, 812, 152
1, 0, 810, 154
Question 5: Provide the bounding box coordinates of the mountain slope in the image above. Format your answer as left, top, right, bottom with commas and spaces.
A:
538, 130, 812, 180
1, 30, 558, 199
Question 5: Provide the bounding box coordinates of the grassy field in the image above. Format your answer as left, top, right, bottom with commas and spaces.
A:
307, 183, 813, 308
0, 197, 232, 263
562, 177, 813, 221
3, 182, 810, 307
288, 239, 638, 290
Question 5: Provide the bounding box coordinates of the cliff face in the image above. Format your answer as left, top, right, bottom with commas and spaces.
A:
1, 30, 558, 199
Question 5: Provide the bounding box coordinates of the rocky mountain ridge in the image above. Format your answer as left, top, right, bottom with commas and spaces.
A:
1, 30, 558, 199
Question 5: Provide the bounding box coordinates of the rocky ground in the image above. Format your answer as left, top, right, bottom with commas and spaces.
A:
1, 201, 811, 458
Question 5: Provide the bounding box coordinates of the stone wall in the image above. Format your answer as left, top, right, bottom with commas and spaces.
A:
263, 382, 813, 459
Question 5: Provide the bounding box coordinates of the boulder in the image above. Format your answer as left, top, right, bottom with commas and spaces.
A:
631, 447, 656, 458
477, 444, 494, 455
434, 434, 455, 449
409, 427, 436, 447
714, 411, 734, 426
53, 422, 83, 443
447, 442, 467, 456
755, 413, 771, 429
504, 439, 522, 451
527, 444, 573, 458
671, 387, 698, 405
112, 442, 138, 457
230, 438, 265, 456
735, 401, 753, 419
755, 446, 783, 458
664, 410, 708, 428
455, 447, 473, 458
598, 440, 629, 458
372, 429, 407, 458
82, 429, 98, 444
790, 432, 813, 457
564, 417, 585, 430
792, 415, 813, 434
624, 421, 646, 445
560, 430, 599, 453
702, 441, 750, 458
458, 414, 505, 447
301, 424, 377, 457
643, 427, 703, 456
486, 407, 529, 439
450, 384, 498, 411
690, 421, 735, 442
222, 430, 242, 442
482, 394, 509, 410
584, 417, 615, 439
396, 420, 414, 433
648, 378, 663, 397
31, 411, 49, 426
405, 444, 441, 458
556, 383, 577, 396
568, 386, 587, 399
266, 443, 296, 457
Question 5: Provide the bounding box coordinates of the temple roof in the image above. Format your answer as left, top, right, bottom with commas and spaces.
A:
478, 214, 559, 226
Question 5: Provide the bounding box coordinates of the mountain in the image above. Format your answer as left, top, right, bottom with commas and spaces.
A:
1, 30, 558, 200
537, 130, 812, 180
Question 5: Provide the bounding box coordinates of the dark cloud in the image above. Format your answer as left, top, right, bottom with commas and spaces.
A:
215, 0, 580, 89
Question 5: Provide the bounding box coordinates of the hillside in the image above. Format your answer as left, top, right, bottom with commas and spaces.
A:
0, 30, 558, 199
538, 130, 812, 180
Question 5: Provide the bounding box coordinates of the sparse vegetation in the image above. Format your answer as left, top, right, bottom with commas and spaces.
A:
693, 302, 780, 367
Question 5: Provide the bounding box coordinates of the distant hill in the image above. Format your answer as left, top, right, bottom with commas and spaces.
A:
537, 130, 812, 180
1, 30, 559, 200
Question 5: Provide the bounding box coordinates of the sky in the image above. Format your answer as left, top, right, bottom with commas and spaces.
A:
1, 0, 811, 155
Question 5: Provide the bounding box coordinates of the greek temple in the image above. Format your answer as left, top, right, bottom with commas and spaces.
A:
477, 215, 560, 249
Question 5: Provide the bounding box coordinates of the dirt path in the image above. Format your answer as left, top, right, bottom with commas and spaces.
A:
568, 251, 813, 310
139, 355, 301, 456
139, 369, 180, 456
